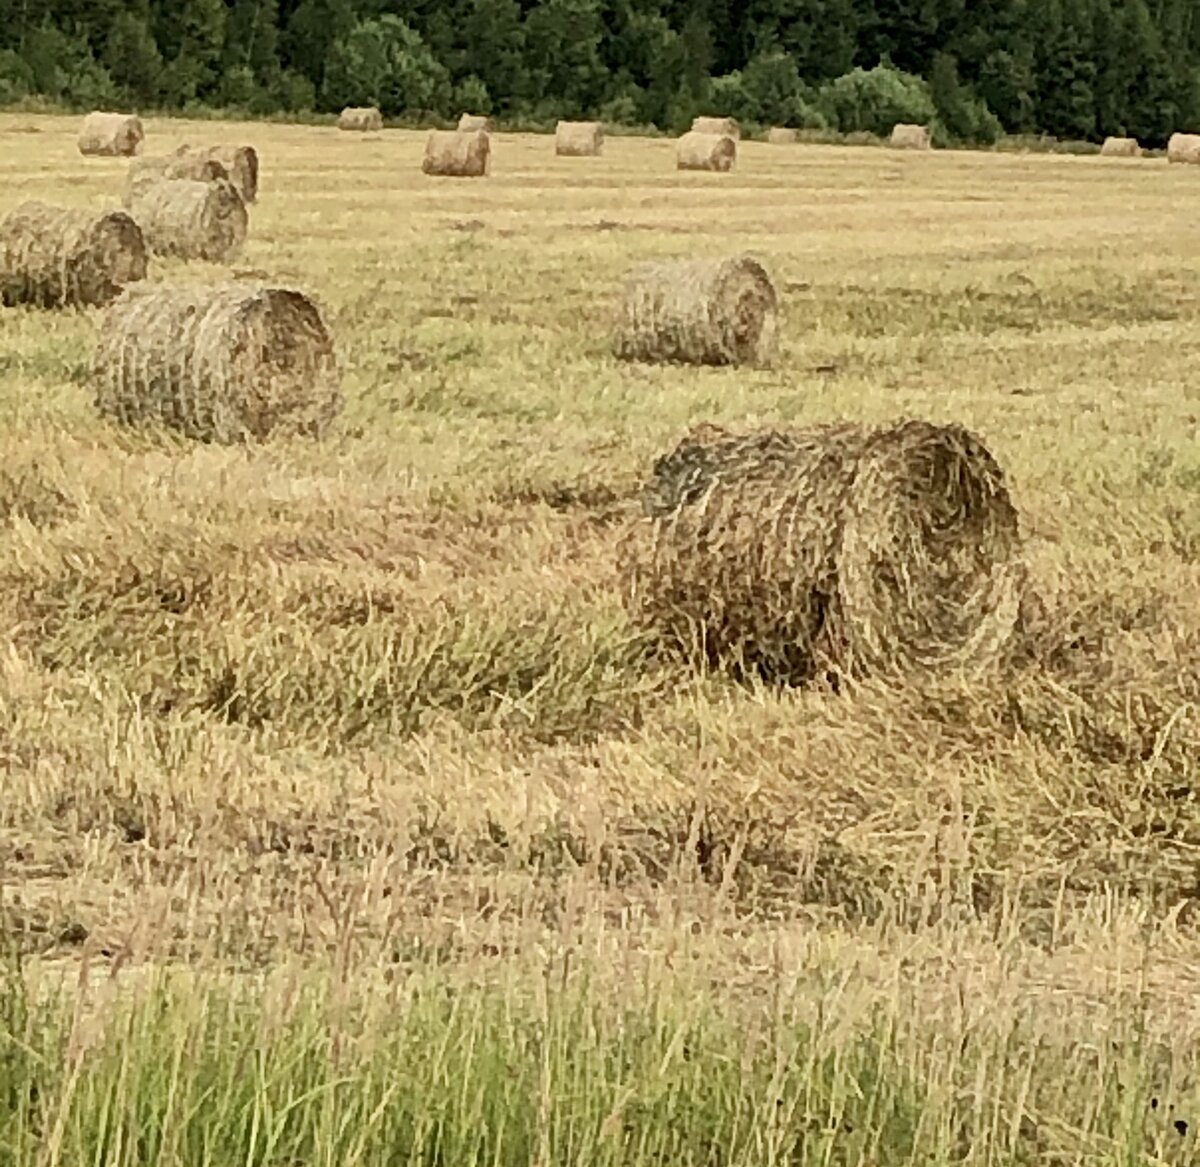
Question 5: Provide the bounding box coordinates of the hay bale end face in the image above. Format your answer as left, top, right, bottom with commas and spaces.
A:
125, 177, 248, 263
79, 111, 144, 157
620, 419, 1023, 683
766, 127, 799, 144
1167, 132, 1200, 164
676, 131, 737, 172
338, 107, 383, 132
555, 120, 604, 156
93, 283, 342, 444
0, 202, 146, 308
691, 115, 741, 140
889, 123, 932, 150
1100, 136, 1141, 158
457, 113, 494, 133
613, 254, 778, 367
423, 129, 491, 177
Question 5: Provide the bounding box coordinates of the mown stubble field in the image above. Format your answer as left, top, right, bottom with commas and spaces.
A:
1, 114, 1199, 1165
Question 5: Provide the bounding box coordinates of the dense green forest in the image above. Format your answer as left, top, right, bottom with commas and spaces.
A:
0, 0, 1197, 145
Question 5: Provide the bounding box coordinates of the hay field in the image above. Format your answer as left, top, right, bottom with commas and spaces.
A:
1, 112, 1200, 1164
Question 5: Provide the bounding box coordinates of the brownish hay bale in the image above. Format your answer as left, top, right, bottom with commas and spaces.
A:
766, 127, 799, 144
1100, 136, 1141, 158
691, 116, 741, 140
175, 145, 259, 203
676, 131, 737, 172
457, 113, 494, 133
0, 202, 147, 308
422, 129, 491, 177
125, 177, 248, 263
555, 120, 604, 156
125, 151, 230, 204
889, 123, 932, 151
613, 254, 777, 367
92, 283, 342, 443
1167, 132, 1200, 164
78, 111, 145, 157
619, 419, 1023, 683
337, 107, 383, 132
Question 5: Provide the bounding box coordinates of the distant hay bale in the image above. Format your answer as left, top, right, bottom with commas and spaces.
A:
125, 178, 248, 263
889, 123, 932, 151
93, 283, 342, 444
1100, 136, 1141, 158
338, 107, 383, 133
0, 202, 146, 308
676, 132, 737, 172
691, 116, 740, 140
78, 111, 144, 157
457, 113, 494, 133
556, 120, 604, 156
1167, 132, 1200, 164
422, 130, 491, 177
766, 127, 798, 144
613, 254, 777, 367
620, 419, 1023, 683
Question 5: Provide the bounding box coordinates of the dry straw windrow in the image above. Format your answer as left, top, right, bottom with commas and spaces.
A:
676, 131, 737, 172
125, 177, 248, 263
1100, 136, 1141, 158
691, 115, 741, 139
423, 129, 491, 177
0, 202, 147, 308
1167, 132, 1200, 163
555, 120, 604, 156
78, 111, 145, 157
93, 283, 342, 444
620, 419, 1023, 683
889, 123, 933, 150
766, 127, 799, 144
457, 113, 494, 132
613, 254, 778, 367
337, 107, 383, 132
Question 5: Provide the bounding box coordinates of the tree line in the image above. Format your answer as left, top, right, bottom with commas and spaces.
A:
0, 0, 1197, 146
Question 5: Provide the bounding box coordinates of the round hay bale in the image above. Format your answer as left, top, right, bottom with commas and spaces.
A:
766, 127, 799, 145
92, 283, 342, 444
676, 132, 737, 172
620, 419, 1023, 683
613, 254, 777, 367
691, 116, 741, 140
338, 107, 383, 133
422, 130, 491, 178
0, 202, 146, 309
1167, 132, 1200, 164
555, 120, 604, 157
79, 111, 144, 157
176, 145, 259, 203
889, 123, 932, 150
126, 151, 231, 204
1100, 136, 1141, 158
457, 113, 494, 133
125, 177, 248, 263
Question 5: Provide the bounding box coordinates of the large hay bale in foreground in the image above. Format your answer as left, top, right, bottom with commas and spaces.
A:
422, 130, 491, 177
614, 255, 778, 367
125, 178, 248, 263
338, 107, 383, 132
93, 283, 342, 443
457, 113, 494, 133
766, 127, 799, 144
1100, 136, 1141, 158
621, 420, 1023, 682
1167, 132, 1200, 164
555, 120, 604, 156
691, 116, 740, 140
78, 112, 144, 157
889, 123, 932, 150
676, 132, 737, 172
0, 202, 146, 308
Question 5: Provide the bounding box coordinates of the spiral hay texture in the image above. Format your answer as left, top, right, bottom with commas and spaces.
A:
691, 116, 741, 140
555, 121, 604, 156
676, 132, 737, 172
125, 178, 248, 263
1100, 136, 1141, 158
423, 130, 491, 177
457, 114, 494, 132
621, 420, 1023, 683
889, 123, 932, 150
0, 202, 147, 308
767, 127, 799, 144
78, 112, 144, 157
613, 255, 778, 367
93, 283, 342, 444
1167, 133, 1200, 164
338, 107, 382, 132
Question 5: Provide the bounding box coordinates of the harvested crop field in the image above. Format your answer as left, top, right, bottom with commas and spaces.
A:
2, 113, 1200, 1165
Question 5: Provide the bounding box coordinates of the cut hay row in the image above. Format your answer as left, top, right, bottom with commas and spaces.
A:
676, 131, 737, 172
1167, 132, 1200, 164
93, 283, 342, 444
889, 123, 932, 150
766, 127, 799, 144
423, 130, 491, 177
78, 111, 144, 157
457, 114, 494, 133
555, 120, 604, 156
124, 177, 248, 263
338, 107, 383, 133
0, 202, 146, 308
620, 419, 1023, 682
1100, 136, 1141, 158
691, 116, 740, 140
613, 254, 777, 367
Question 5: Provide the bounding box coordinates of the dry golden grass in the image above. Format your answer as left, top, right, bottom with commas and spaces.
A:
2, 114, 1200, 1153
